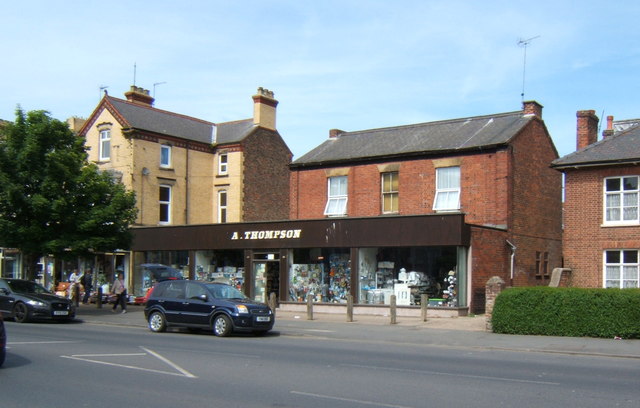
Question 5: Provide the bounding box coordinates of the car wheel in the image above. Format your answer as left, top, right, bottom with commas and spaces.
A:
148, 311, 167, 332
13, 303, 30, 323
212, 314, 232, 337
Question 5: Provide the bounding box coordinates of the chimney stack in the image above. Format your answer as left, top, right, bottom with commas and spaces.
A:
522, 100, 543, 118
576, 110, 599, 150
329, 129, 344, 138
125, 86, 154, 106
252, 87, 278, 130
602, 115, 615, 138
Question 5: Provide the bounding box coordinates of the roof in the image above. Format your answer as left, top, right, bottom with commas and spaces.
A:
106, 96, 216, 144
214, 119, 256, 144
551, 123, 640, 169
291, 110, 536, 167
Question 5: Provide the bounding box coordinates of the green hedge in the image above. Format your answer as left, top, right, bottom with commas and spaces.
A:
491, 287, 640, 338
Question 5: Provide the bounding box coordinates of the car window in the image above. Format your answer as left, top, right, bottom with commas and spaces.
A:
161, 281, 185, 299
207, 284, 246, 300
7, 280, 48, 294
186, 282, 207, 299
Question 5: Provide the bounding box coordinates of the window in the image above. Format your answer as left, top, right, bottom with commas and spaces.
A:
159, 185, 171, 224
160, 145, 171, 168
381, 172, 399, 213
324, 176, 348, 216
605, 250, 639, 288
536, 251, 549, 277
605, 176, 639, 224
218, 190, 227, 223
218, 153, 228, 175
99, 129, 111, 161
433, 166, 460, 211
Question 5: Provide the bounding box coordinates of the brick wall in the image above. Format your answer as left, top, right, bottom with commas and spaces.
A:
242, 128, 292, 221
563, 165, 640, 287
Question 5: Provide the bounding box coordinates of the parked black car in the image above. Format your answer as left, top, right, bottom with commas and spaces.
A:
0, 312, 6, 367
144, 280, 274, 337
0, 279, 76, 323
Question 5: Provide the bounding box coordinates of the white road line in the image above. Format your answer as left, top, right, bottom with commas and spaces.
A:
140, 347, 197, 378
341, 363, 560, 385
60, 355, 190, 377
69, 353, 147, 357
8, 341, 80, 345
290, 391, 414, 408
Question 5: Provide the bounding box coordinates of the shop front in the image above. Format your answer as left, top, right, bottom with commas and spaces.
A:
131, 214, 471, 314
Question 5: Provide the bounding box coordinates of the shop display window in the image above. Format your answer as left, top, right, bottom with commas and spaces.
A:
358, 246, 465, 307
194, 250, 244, 290
289, 248, 351, 303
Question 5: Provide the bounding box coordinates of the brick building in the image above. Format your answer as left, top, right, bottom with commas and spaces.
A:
552, 112, 640, 288
289, 101, 563, 312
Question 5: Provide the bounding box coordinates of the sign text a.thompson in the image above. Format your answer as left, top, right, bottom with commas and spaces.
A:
230, 229, 303, 241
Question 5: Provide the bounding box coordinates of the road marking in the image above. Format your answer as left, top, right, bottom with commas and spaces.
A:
291, 391, 414, 408
8, 341, 80, 345
341, 363, 560, 385
60, 347, 197, 379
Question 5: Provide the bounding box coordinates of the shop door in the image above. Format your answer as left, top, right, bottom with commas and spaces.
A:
253, 261, 279, 303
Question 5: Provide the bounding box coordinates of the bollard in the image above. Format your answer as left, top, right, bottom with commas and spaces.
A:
306, 295, 313, 320
97, 286, 103, 308
346, 295, 353, 322
421, 294, 428, 322
390, 295, 397, 324
268, 292, 277, 319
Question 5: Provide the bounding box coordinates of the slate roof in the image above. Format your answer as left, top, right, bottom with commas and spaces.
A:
551, 123, 640, 169
291, 110, 536, 167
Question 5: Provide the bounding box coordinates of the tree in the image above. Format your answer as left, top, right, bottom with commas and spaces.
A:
0, 108, 137, 280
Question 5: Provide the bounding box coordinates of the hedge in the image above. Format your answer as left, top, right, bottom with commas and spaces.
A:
491, 286, 640, 338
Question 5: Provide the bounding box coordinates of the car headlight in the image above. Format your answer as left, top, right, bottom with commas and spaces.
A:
237, 305, 249, 314
27, 300, 46, 307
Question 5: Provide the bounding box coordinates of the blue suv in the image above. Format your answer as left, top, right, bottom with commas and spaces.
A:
144, 280, 274, 337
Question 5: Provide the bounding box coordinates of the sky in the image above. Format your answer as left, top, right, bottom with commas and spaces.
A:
2, 1, 639, 160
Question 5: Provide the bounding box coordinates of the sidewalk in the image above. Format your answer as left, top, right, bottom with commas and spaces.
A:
74, 304, 640, 359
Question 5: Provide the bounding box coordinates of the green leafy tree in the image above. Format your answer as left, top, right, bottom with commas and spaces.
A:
0, 108, 137, 280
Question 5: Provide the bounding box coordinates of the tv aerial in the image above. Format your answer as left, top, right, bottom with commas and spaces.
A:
518, 35, 540, 102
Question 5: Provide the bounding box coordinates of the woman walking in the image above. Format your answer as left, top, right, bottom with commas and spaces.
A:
110, 273, 127, 314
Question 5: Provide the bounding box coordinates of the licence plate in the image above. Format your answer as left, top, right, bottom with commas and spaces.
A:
53, 311, 69, 316
256, 316, 271, 322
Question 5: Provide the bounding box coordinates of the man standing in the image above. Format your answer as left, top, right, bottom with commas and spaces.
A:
68, 269, 80, 301
81, 269, 93, 304
110, 273, 127, 314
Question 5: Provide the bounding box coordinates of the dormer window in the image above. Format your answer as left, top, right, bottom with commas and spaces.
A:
160, 144, 172, 168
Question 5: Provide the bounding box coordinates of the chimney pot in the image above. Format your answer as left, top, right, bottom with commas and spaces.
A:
125, 86, 154, 106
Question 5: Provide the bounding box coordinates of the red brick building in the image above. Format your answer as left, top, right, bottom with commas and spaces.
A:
552, 112, 640, 288
290, 101, 563, 312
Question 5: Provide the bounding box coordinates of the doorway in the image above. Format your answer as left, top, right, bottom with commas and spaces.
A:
252, 256, 280, 303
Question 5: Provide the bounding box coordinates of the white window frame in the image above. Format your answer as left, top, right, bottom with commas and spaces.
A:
99, 129, 111, 161
604, 249, 639, 288
433, 166, 461, 212
218, 153, 228, 175
160, 145, 172, 168
218, 190, 227, 223
381, 172, 399, 214
324, 176, 348, 216
159, 185, 171, 224
604, 176, 639, 225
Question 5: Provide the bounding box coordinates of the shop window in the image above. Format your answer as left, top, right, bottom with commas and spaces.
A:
605, 250, 639, 288
159, 185, 171, 224
433, 166, 460, 212
160, 144, 172, 168
99, 129, 111, 161
218, 190, 227, 223
604, 176, 639, 224
381, 172, 399, 213
193, 249, 244, 290
218, 153, 228, 175
324, 176, 348, 216
289, 248, 350, 303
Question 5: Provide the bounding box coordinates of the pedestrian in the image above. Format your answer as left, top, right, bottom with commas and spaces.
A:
81, 269, 93, 304
68, 269, 81, 301
110, 272, 127, 314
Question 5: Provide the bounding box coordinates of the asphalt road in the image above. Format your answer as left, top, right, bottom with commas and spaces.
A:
2, 315, 639, 408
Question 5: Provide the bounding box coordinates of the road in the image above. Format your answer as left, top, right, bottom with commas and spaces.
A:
2, 318, 638, 408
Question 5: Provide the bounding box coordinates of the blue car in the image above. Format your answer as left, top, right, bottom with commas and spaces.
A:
144, 280, 274, 337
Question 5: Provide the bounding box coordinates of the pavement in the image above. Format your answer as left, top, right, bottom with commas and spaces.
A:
74, 303, 640, 359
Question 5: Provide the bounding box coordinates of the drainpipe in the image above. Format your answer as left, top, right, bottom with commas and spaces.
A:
506, 240, 516, 286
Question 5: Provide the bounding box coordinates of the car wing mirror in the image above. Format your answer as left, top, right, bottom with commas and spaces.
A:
0, 288, 8, 295
191, 294, 208, 302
